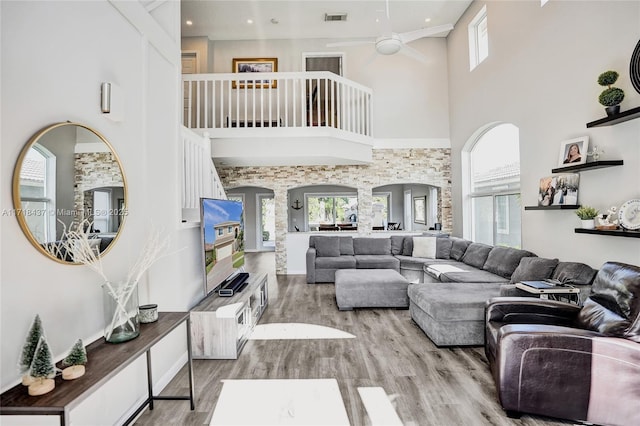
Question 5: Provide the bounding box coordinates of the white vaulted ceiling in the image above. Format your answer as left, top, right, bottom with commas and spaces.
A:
181, 0, 472, 41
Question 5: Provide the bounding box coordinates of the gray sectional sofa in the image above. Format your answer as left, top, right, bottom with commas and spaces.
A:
306, 233, 450, 284
306, 233, 598, 347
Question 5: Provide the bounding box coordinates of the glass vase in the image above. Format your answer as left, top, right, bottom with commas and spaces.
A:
102, 282, 140, 343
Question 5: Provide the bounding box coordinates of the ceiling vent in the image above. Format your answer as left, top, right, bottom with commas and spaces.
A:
324, 13, 347, 22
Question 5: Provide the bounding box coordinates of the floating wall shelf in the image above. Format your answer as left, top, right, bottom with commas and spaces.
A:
586, 105, 640, 127
524, 205, 580, 211
551, 160, 623, 174
575, 228, 640, 238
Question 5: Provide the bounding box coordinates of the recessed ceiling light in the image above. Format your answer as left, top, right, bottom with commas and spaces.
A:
424, 18, 431, 23
186, 20, 193, 26
247, 18, 254, 24
375, 18, 380, 23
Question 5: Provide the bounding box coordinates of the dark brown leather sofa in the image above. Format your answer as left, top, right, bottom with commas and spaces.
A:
485, 261, 640, 426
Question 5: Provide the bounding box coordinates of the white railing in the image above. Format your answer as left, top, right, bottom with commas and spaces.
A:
181, 126, 225, 222
183, 71, 373, 137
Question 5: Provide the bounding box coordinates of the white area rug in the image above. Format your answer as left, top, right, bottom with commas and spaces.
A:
210, 379, 350, 425
249, 323, 355, 340
357, 387, 403, 425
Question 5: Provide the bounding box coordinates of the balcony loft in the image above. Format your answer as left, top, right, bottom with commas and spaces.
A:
183, 71, 374, 166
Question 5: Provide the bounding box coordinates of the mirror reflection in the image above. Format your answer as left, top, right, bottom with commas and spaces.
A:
13, 122, 127, 263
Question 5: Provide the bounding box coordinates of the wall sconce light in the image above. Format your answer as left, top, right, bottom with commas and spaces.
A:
100, 82, 123, 122
291, 200, 303, 210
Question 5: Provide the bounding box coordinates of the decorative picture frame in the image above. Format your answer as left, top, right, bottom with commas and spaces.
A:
557, 136, 589, 168
413, 196, 426, 224
538, 173, 580, 207
232, 58, 278, 89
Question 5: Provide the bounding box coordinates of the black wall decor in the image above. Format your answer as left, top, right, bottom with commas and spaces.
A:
631, 39, 640, 94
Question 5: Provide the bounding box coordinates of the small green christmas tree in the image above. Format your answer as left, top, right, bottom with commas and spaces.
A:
19, 315, 44, 377
27, 336, 56, 396
29, 336, 55, 380
62, 339, 87, 367
61, 339, 88, 380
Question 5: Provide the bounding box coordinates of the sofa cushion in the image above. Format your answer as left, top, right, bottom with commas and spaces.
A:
577, 262, 640, 342
353, 237, 391, 255
482, 247, 536, 279
339, 236, 355, 255
397, 255, 458, 271
315, 256, 356, 269
460, 243, 492, 269
412, 237, 437, 258
402, 237, 414, 256
390, 235, 405, 255
510, 257, 560, 283
314, 236, 341, 257
449, 237, 472, 261
354, 255, 399, 270
552, 262, 597, 285
439, 268, 510, 283
403, 236, 452, 259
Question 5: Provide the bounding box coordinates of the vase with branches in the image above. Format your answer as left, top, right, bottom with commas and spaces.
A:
47, 220, 171, 343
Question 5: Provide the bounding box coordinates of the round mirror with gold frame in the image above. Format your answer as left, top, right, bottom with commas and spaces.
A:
12, 122, 127, 263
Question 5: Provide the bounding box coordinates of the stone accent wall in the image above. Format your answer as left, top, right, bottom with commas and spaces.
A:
217, 148, 451, 274
74, 152, 124, 225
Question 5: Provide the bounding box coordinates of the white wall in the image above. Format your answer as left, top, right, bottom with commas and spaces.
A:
447, 0, 640, 268
210, 37, 451, 144
1, 1, 203, 423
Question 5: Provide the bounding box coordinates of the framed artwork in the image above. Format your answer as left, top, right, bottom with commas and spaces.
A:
538, 173, 580, 206
557, 136, 589, 168
232, 58, 278, 89
413, 196, 426, 224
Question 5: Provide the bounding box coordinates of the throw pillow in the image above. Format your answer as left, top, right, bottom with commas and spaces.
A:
460, 243, 493, 269
402, 237, 414, 256
510, 257, 559, 283
314, 236, 340, 257
412, 237, 437, 259
483, 247, 537, 278
339, 237, 355, 255
551, 262, 597, 285
390, 235, 405, 255
449, 237, 472, 261
435, 238, 453, 259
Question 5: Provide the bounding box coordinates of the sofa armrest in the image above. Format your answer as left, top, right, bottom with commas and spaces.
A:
486, 296, 581, 326
306, 247, 317, 284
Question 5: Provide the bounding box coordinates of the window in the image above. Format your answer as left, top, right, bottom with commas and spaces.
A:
468, 5, 488, 70
19, 144, 56, 243
305, 193, 357, 231
465, 123, 521, 248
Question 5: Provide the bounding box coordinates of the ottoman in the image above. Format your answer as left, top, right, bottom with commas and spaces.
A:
407, 282, 502, 346
335, 269, 409, 310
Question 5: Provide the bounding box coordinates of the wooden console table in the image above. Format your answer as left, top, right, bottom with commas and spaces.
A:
0, 312, 195, 426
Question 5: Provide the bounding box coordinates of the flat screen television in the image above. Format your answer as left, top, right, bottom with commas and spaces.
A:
200, 198, 245, 295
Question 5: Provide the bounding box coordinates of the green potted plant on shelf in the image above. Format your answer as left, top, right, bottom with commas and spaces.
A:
575, 205, 599, 229
597, 70, 625, 116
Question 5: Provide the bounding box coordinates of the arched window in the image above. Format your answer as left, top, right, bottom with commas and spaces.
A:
463, 123, 521, 248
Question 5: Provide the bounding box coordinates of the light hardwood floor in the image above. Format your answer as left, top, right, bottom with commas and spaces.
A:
135, 252, 569, 425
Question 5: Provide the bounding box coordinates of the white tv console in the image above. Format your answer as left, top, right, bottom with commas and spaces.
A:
190, 273, 268, 359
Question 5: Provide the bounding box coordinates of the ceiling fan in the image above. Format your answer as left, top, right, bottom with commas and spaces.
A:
326, 0, 454, 63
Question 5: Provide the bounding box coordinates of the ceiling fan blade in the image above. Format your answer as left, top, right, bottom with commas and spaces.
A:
398, 24, 454, 44
398, 44, 428, 64
326, 40, 375, 48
